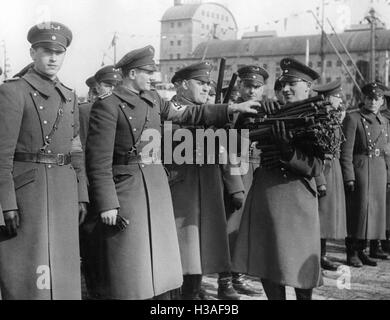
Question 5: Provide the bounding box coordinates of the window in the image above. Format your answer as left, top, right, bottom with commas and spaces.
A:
177, 40, 181, 46
211, 13, 214, 18
337, 60, 342, 67
217, 14, 219, 19
169, 67, 174, 73
202, 10, 205, 16
202, 24, 205, 29
206, 25, 210, 30
176, 67, 180, 71
170, 41, 174, 46
309, 62, 313, 68
263, 63, 268, 69
336, 76, 342, 82
347, 60, 353, 66
171, 22, 174, 28
177, 54, 181, 59
326, 60, 332, 67
326, 77, 332, 83
207, 12, 210, 17
347, 77, 353, 84
317, 61, 322, 68
169, 54, 173, 60
178, 22, 182, 27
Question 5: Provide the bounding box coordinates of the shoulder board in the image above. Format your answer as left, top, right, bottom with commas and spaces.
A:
59, 82, 74, 92
98, 92, 112, 100
4, 77, 21, 83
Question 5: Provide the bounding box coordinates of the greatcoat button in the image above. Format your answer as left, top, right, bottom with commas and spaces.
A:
47, 150, 52, 154
48, 165, 52, 169
133, 128, 137, 131
43, 120, 48, 125
39, 106, 44, 110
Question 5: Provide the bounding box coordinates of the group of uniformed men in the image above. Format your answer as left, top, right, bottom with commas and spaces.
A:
0, 21, 389, 300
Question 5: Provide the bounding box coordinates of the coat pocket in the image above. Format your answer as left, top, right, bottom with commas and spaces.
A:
112, 165, 137, 184
13, 168, 38, 190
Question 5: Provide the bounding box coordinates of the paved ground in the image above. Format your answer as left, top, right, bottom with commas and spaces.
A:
201, 240, 390, 300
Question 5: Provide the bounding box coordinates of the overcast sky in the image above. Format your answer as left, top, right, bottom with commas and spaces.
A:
0, 0, 389, 96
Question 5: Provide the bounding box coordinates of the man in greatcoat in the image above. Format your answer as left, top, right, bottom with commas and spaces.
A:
313, 80, 347, 271
341, 82, 390, 267
85, 46, 260, 300
224, 65, 270, 296
79, 66, 122, 298
233, 58, 323, 300
0, 22, 89, 300
167, 62, 252, 300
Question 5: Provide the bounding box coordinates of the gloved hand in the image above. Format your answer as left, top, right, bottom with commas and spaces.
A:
2, 210, 20, 237
231, 191, 245, 210
345, 181, 355, 193
262, 99, 281, 115
272, 120, 294, 158
317, 185, 327, 198
78, 202, 88, 226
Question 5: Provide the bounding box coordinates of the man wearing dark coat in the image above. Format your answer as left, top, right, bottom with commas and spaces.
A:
341, 82, 390, 267
167, 62, 253, 300
233, 58, 323, 300
0, 22, 88, 300
85, 46, 259, 300
313, 80, 347, 271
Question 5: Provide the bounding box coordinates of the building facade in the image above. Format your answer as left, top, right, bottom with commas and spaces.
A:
160, 1, 238, 83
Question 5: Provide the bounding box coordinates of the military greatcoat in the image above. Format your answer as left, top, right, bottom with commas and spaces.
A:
233, 149, 323, 289
86, 85, 231, 300
340, 109, 390, 239
315, 128, 347, 240
0, 68, 88, 300
166, 95, 244, 276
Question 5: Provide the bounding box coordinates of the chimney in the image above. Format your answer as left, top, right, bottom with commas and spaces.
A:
174, 0, 182, 6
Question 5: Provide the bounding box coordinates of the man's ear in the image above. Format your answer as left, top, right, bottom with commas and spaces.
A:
30, 47, 36, 61
182, 80, 189, 90
128, 69, 137, 80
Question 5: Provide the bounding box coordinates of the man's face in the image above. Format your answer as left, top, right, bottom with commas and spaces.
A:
182, 79, 210, 104
364, 95, 384, 114
131, 68, 154, 92
96, 82, 114, 96
30, 46, 66, 79
281, 79, 310, 103
239, 81, 264, 102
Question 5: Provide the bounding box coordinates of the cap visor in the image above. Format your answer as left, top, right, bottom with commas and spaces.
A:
34, 42, 66, 53
138, 64, 157, 72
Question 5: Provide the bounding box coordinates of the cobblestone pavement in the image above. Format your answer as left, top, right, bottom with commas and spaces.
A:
81, 240, 390, 300
201, 241, 390, 300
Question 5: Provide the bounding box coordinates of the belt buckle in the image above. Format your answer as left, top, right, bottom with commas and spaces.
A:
57, 153, 65, 166
375, 149, 380, 157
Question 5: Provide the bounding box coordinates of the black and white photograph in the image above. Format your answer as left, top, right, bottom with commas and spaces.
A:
0, 0, 390, 306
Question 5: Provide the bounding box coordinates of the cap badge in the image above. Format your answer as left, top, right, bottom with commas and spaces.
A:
51, 35, 57, 40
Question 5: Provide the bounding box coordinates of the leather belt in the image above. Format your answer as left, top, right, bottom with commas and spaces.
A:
355, 149, 385, 157
14, 152, 72, 166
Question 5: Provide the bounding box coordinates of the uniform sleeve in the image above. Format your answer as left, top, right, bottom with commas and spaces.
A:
160, 97, 230, 127
71, 94, 89, 203
315, 172, 327, 187
0, 83, 24, 212
0, 203, 4, 226
282, 148, 323, 179
340, 113, 357, 182
386, 121, 390, 184
86, 100, 120, 213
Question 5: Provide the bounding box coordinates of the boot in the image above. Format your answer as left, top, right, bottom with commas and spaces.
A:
181, 275, 202, 300
217, 273, 240, 300
295, 288, 313, 300
320, 239, 338, 271
261, 278, 286, 300
381, 230, 390, 254
232, 273, 262, 295
345, 237, 363, 268
357, 240, 377, 266
370, 240, 389, 260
